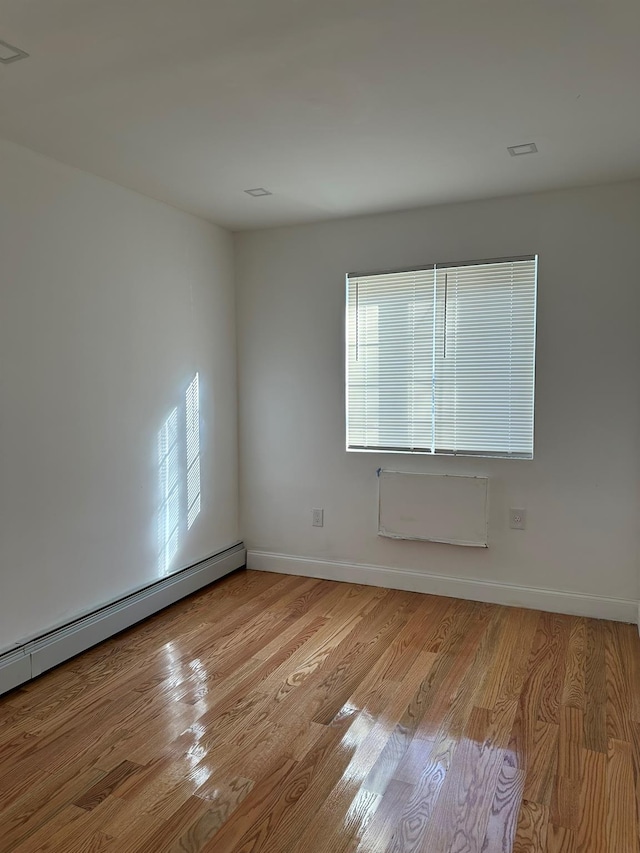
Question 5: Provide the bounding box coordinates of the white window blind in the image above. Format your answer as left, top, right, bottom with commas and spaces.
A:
346, 256, 537, 458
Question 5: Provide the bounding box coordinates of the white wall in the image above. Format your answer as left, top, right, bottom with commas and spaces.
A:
0, 139, 239, 650
236, 181, 640, 616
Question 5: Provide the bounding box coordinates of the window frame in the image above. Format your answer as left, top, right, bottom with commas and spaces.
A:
344, 254, 538, 460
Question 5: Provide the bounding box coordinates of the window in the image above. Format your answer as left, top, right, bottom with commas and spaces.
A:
346, 256, 537, 458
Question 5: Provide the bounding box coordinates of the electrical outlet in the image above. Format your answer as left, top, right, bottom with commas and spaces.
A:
510, 508, 526, 530
312, 508, 324, 527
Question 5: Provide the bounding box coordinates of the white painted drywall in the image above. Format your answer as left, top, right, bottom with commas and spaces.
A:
0, 139, 239, 651
236, 181, 640, 608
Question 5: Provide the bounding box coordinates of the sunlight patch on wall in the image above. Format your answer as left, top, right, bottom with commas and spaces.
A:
158, 407, 180, 574
157, 372, 202, 575
186, 373, 201, 530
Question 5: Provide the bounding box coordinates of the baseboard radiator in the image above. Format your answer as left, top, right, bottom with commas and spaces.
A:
0, 543, 246, 697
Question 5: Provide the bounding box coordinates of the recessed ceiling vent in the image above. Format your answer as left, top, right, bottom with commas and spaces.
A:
0, 39, 29, 64
244, 188, 272, 197
507, 142, 538, 157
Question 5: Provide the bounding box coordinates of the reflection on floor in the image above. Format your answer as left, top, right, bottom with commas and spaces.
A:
0, 570, 638, 852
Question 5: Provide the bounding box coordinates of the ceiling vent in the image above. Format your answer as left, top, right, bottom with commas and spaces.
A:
0, 39, 29, 64
507, 142, 538, 157
244, 188, 272, 197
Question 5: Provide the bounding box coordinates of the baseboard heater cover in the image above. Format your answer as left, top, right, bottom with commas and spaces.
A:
0, 543, 246, 697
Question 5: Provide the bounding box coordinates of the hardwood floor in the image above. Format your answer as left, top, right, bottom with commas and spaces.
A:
1, 569, 639, 852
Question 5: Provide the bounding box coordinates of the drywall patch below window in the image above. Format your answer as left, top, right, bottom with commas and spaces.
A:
378, 470, 489, 547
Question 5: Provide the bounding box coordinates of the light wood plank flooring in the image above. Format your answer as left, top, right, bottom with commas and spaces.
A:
1, 569, 639, 852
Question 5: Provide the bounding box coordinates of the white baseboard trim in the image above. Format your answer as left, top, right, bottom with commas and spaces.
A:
0, 543, 246, 697
247, 550, 637, 623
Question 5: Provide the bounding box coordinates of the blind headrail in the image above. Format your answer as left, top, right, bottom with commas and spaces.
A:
347, 254, 537, 280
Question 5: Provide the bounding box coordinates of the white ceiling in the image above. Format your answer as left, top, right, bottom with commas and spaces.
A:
1, 0, 639, 230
